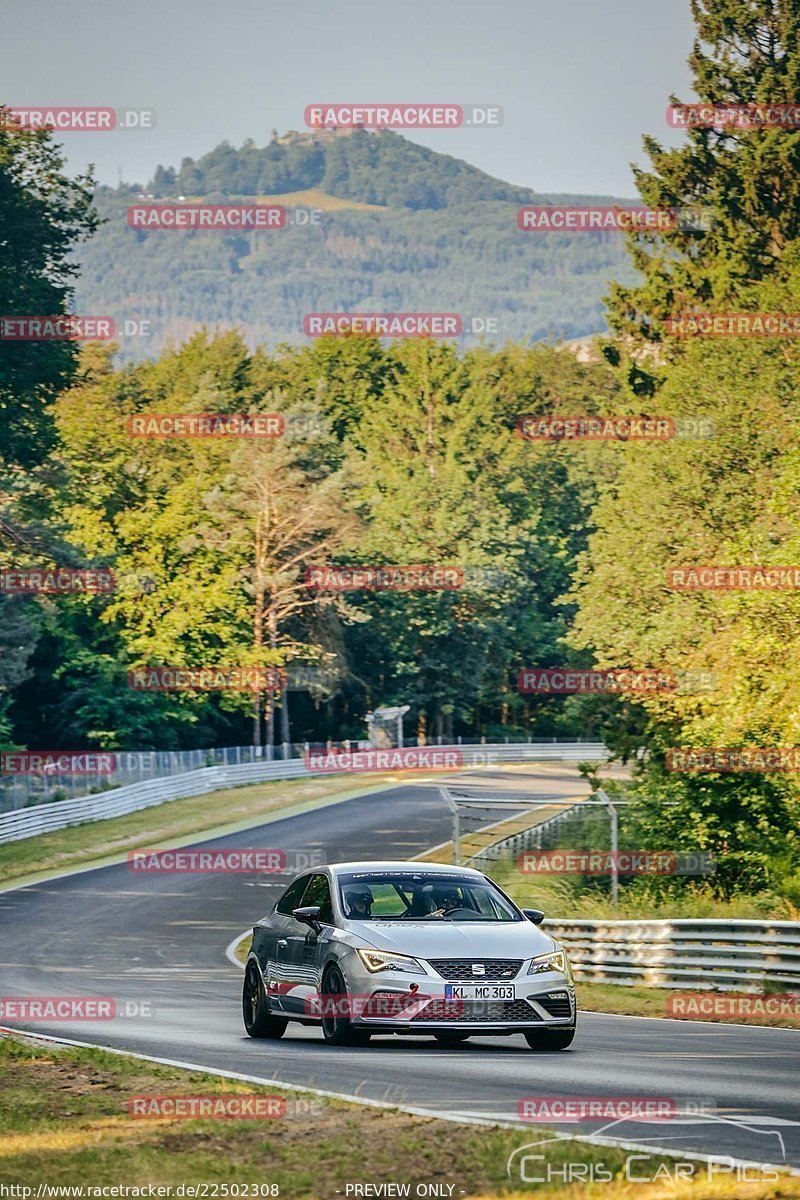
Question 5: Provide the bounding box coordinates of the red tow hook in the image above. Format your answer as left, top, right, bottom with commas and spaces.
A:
409, 982, 420, 995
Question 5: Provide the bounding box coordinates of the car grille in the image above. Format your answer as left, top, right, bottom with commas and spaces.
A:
530, 990, 573, 1020
412, 999, 535, 1023
427, 958, 522, 980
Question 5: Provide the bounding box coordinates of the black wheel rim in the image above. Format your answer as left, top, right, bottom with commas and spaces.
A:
321, 969, 344, 1037
244, 965, 260, 1029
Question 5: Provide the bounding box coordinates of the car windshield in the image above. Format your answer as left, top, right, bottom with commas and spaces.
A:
337, 870, 521, 922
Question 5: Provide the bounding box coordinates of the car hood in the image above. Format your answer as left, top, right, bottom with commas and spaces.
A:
346, 919, 557, 960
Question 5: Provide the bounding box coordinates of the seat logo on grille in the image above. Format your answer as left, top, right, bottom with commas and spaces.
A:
471, 963, 486, 975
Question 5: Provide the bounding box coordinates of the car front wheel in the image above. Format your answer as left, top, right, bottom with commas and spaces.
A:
243, 962, 288, 1039
524, 1024, 576, 1050
320, 964, 371, 1046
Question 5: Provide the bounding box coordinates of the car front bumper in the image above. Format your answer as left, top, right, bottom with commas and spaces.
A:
332, 958, 576, 1031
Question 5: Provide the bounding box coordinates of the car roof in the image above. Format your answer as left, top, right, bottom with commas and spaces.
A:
328, 860, 483, 876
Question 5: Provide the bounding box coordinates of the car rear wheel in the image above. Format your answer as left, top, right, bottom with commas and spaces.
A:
243, 961, 288, 1039
524, 1024, 576, 1050
433, 1031, 471, 1045
320, 965, 370, 1046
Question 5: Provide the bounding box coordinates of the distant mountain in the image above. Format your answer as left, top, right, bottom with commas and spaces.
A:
75, 129, 638, 360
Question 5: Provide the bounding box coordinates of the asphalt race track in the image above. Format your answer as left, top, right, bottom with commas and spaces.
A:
1, 764, 799, 1174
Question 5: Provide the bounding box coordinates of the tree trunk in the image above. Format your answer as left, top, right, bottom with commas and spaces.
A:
265, 701, 274, 760
264, 596, 278, 760
253, 513, 265, 753
252, 695, 261, 751
280, 688, 291, 757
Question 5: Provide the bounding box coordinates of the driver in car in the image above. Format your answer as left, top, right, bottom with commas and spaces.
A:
343, 884, 374, 920
428, 884, 463, 917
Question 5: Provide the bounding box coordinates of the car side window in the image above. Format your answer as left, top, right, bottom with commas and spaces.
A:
275, 874, 311, 915
299, 873, 334, 925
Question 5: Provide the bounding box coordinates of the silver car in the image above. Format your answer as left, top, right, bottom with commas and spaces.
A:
243, 860, 576, 1049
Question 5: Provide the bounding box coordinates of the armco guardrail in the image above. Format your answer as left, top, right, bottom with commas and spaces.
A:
0, 737, 606, 811
0, 744, 298, 811
546, 917, 800, 993
0, 759, 309, 845
0, 741, 607, 845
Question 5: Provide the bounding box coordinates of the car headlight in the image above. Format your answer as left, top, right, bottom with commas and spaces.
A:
527, 950, 568, 976
356, 949, 428, 975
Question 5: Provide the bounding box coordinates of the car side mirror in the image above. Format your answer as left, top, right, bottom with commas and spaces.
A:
292, 905, 322, 931
523, 908, 546, 925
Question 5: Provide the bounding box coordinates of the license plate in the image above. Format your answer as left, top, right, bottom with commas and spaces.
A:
444, 984, 516, 1001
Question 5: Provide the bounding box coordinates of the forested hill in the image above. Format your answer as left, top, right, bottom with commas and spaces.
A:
75, 129, 638, 360
151, 128, 532, 209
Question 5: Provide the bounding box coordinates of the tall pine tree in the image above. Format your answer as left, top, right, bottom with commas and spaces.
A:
606, 0, 800, 394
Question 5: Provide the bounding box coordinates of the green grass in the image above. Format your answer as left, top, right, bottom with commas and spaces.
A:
576, 981, 800, 1029
2, 1032, 796, 1200
487, 857, 799, 921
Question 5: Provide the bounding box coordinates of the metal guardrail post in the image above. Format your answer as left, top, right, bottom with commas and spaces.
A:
439, 786, 461, 865
597, 788, 618, 908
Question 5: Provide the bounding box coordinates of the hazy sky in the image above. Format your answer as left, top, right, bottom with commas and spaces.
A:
2, 0, 696, 196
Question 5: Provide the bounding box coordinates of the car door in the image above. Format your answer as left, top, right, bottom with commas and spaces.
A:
279, 872, 335, 1016
260, 873, 311, 1013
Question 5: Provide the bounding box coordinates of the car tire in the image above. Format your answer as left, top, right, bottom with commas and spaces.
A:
243, 961, 288, 1039
523, 1025, 576, 1050
320, 964, 370, 1046
433, 1032, 471, 1045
